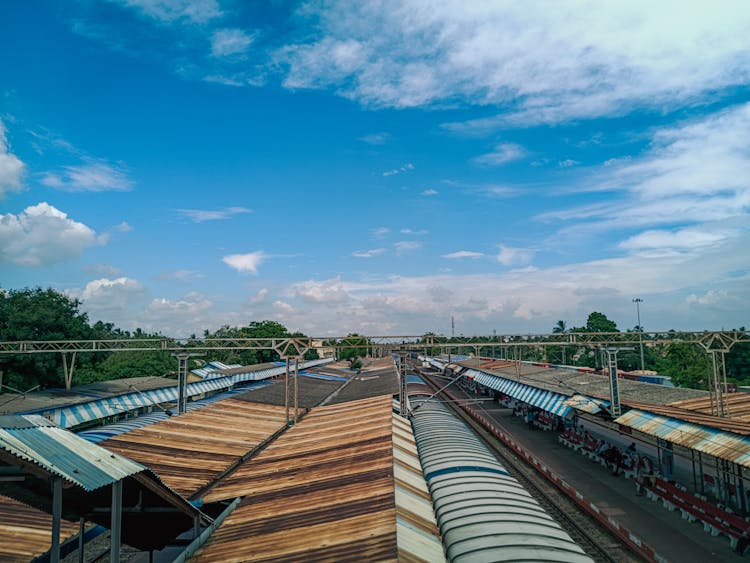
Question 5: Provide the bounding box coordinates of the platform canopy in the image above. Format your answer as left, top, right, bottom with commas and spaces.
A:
473, 372, 572, 417
615, 409, 750, 469
0, 415, 209, 551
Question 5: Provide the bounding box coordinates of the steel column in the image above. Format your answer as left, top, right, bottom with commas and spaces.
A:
51, 478, 62, 563
111, 480, 122, 563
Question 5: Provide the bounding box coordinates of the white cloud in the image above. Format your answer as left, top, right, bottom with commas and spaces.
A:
222, 251, 266, 274
178, 206, 252, 222
443, 250, 484, 259
156, 269, 204, 282
400, 228, 428, 235
359, 132, 391, 145
41, 161, 133, 192
539, 103, 750, 247
119, 0, 222, 24
559, 159, 580, 168
249, 288, 268, 304
80, 277, 145, 311
497, 245, 534, 266
280, 3, 750, 123
115, 221, 133, 232
371, 226, 390, 238
85, 263, 123, 277
395, 241, 423, 254
211, 28, 254, 57
0, 119, 25, 199
473, 143, 525, 166
292, 277, 350, 304
0, 202, 101, 266
686, 289, 728, 307
353, 248, 385, 258
421, 189, 438, 196
619, 226, 735, 253
142, 292, 214, 334
382, 162, 415, 176
272, 300, 295, 313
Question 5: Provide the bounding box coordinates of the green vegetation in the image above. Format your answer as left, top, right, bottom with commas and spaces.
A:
0, 286, 747, 393
0, 287, 317, 392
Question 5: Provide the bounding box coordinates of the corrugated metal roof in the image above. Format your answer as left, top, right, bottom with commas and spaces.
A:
0, 415, 144, 491
0, 495, 80, 562
101, 399, 291, 497
192, 395, 402, 562
615, 409, 750, 468
625, 400, 750, 436
564, 394, 611, 415
457, 357, 708, 406
666, 393, 750, 424
474, 372, 572, 417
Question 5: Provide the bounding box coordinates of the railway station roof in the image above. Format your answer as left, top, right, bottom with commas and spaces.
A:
191, 395, 444, 562
100, 399, 294, 498
0, 414, 208, 551
615, 409, 750, 469
0, 495, 80, 562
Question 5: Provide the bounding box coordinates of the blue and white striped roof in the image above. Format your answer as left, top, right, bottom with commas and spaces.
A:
32, 358, 333, 429
191, 361, 241, 379
473, 372, 572, 417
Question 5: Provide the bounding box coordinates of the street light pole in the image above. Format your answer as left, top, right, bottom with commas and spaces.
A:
633, 298, 645, 371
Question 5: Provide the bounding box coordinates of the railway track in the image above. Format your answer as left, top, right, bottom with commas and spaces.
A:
416, 368, 644, 563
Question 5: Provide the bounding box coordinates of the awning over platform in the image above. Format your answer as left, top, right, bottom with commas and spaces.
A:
615, 409, 750, 469
564, 394, 611, 415
473, 372, 571, 417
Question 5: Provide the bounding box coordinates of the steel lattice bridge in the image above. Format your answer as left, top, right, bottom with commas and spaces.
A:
1, 330, 748, 418
0, 330, 748, 354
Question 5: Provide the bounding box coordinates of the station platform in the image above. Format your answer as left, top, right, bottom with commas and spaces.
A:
460, 395, 746, 563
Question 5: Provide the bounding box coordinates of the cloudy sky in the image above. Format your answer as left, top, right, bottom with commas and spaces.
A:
1, 1, 749, 337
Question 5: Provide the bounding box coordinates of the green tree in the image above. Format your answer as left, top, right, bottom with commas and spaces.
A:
338, 334, 369, 361
0, 288, 93, 390
98, 351, 176, 380
656, 343, 709, 389
584, 311, 618, 332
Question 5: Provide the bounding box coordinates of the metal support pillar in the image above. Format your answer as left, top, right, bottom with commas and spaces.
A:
177, 354, 188, 414
78, 517, 85, 563
399, 351, 408, 417
293, 357, 299, 424
62, 352, 77, 391
709, 350, 728, 417
284, 358, 290, 424
111, 480, 122, 563
601, 347, 631, 418
51, 478, 62, 563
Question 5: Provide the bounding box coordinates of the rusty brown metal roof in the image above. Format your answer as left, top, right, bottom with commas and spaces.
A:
615, 409, 750, 469
191, 395, 430, 562
0, 495, 79, 562
101, 399, 291, 497
624, 400, 750, 436
666, 393, 750, 423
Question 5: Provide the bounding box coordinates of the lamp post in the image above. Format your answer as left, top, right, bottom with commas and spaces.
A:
633, 298, 645, 371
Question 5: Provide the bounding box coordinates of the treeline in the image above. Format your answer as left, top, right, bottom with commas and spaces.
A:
0, 287, 317, 392
421, 311, 750, 390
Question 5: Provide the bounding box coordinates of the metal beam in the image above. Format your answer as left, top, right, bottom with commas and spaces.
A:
1, 330, 747, 354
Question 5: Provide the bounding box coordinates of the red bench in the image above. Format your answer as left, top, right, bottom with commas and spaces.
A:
645, 478, 750, 551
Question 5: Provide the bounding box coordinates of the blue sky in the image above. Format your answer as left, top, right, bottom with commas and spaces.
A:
1, 1, 749, 337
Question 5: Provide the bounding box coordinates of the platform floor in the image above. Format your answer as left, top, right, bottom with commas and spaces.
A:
460, 395, 746, 563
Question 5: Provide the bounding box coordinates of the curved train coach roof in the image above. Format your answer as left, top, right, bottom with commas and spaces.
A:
411, 400, 592, 563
